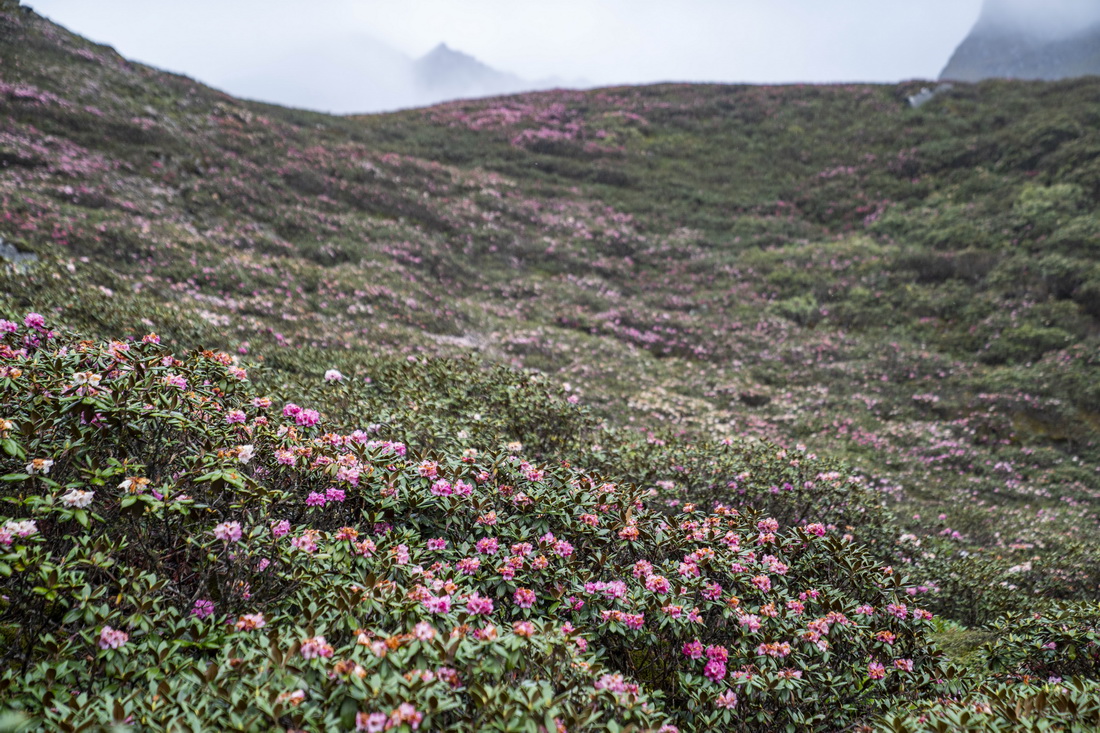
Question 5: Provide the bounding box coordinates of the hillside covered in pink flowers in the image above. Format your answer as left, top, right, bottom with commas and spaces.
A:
1, 2, 1099, 731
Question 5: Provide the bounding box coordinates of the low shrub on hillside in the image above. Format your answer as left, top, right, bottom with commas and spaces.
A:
1, 317, 952, 731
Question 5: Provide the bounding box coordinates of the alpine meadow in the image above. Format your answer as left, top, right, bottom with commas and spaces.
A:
1, 2, 1099, 731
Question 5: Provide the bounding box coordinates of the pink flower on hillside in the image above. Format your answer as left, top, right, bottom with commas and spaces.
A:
868, 661, 886, 680
715, 690, 738, 709
24, 313, 46, 331
682, 640, 704, 659
476, 537, 499, 555
324, 369, 343, 382
552, 539, 574, 557
804, 522, 827, 537
296, 409, 320, 427
235, 613, 266, 630
427, 538, 447, 551
425, 595, 452, 614
751, 575, 771, 592
645, 574, 670, 594
356, 712, 388, 732
164, 374, 187, 389
886, 603, 908, 619
466, 593, 494, 615
274, 449, 295, 466
225, 410, 246, 424
757, 517, 779, 533
300, 635, 334, 659
191, 599, 214, 619
430, 479, 452, 496
271, 519, 290, 537
513, 621, 535, 638
894, 658, 914, 672
213, 521, 243, 543
98, 625, 128, 650
513, 587, 536, 608
291, 531, 319, 553
457, 557, 481, 575
282, 403, 302, 418
703, 659, 727, 681
305, 492, 326, 507
325, 487, 346, 503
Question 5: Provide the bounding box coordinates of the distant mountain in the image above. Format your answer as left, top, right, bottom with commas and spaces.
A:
941, 0, 1100, 81
223, 38, 569, 114
413, 43, 529, 98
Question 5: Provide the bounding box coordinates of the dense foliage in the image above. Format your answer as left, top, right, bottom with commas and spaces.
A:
1, 1, 1098, 729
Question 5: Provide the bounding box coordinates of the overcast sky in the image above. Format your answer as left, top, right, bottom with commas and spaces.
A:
28, 0, 994, 111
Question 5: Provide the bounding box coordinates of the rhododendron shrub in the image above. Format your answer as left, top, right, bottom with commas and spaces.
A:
1, 321, 948, 730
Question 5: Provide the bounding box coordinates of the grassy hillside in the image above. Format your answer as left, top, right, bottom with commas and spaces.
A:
1, 2, 1099, 730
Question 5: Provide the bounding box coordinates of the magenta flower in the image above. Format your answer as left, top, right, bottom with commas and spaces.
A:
682, 640, 704, 659
305, 492, 326, 507
703, 659, 727, 681
868, 661, 886, 680
271, 519, 291, 537
296, 408, 320, 427
191, 599, 214, 619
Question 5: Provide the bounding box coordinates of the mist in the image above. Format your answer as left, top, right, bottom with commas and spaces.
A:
975, 0, 1100, 38
21, 0, 998, 114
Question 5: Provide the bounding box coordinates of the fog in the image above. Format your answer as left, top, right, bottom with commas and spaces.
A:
21, 0, 1095, 114
976, 0, 1100, 38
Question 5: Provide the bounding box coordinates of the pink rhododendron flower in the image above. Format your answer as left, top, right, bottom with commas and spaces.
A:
475, 537, 499, 555
513, 587, 536, 608
466, 593, 494, 615
98, 625, 128, 650
213, 521, 242, 543
715, 690, 738, 709
300, 635, 334, 659
235, 613, 266, 630
191, 599, 214, 619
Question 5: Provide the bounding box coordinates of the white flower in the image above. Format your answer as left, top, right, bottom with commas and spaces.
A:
72, 372, 101, 387
324, 369, 344, 382
61, 489, 95, 508
26, 458, 54, 475
237, 444, 255, 464
5, 519, 37, 538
